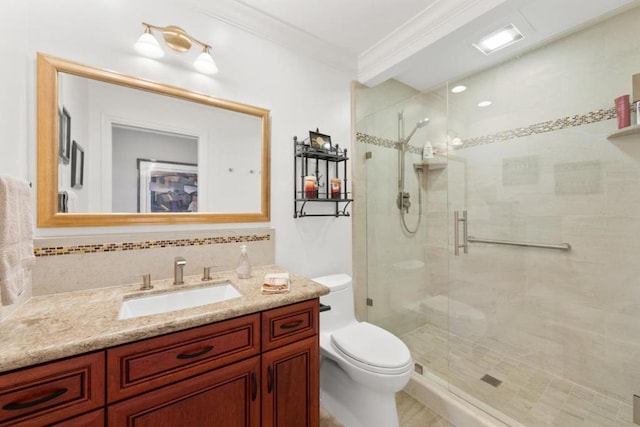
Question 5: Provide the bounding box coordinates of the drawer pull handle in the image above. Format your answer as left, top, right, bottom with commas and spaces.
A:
3, 388, 68, 411
176, 345, 214, 360
267, 365, 274, 394
251, 372, 258, 401
280, 320, 303, 330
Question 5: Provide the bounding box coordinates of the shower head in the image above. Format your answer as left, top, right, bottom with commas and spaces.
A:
402, 117, 430, 144
416, 117, 430, 128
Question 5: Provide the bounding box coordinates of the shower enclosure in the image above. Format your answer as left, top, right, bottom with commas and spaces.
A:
354, 5, 640, 426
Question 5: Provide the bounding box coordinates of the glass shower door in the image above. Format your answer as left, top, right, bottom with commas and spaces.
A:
358, 82, 451, 387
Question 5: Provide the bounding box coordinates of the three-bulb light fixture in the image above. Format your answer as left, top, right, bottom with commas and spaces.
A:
134, 22, 218, 75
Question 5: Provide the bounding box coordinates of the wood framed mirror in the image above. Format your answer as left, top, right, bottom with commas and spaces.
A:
37, 53, 270, 227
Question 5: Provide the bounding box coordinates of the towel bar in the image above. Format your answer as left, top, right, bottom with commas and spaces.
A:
467, 236, 570, 251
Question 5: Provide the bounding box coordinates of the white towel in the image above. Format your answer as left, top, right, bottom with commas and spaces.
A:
0, 176, 35, 305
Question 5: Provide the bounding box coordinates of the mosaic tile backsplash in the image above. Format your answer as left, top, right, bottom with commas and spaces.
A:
32, 228, 275, 295
34, 233, 270, 257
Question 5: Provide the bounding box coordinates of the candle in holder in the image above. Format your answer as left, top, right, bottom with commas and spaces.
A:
304, 176, 317, 198
330, 178, 342, 199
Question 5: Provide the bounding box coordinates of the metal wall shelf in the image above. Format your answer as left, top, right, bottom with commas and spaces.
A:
293, 136, 352, 218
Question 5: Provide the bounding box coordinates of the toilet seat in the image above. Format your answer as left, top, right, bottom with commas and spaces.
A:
330, 322, 412, 375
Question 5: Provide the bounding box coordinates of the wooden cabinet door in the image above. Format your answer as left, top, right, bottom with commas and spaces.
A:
262, 336, 319, 427
108, 356, 260, 427
52, 409, 104, 426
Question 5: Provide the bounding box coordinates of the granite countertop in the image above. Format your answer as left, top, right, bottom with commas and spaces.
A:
0, 265, 329, 373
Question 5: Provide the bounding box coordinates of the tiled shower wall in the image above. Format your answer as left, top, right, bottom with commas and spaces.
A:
447, 5, 640, 404
355, 3, 640, 409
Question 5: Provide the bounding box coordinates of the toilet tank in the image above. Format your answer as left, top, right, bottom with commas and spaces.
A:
312, 274, 355, 333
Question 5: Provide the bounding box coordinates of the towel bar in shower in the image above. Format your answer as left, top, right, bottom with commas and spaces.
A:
467, 236, 571, 251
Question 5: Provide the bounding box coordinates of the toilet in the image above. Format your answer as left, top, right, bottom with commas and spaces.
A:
313, 274, 413, 427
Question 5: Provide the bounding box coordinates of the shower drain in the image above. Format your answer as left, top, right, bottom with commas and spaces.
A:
480, 374, 503, 387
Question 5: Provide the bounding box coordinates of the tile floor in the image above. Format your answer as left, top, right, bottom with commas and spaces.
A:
400, 323, 637, 426
320, 392, 453, 427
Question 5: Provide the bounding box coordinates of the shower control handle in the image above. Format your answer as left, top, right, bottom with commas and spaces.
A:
396, 191, 411, 213
454, 210, 468, 256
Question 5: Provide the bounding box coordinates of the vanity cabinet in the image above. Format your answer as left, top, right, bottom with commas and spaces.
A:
261, 299, 319, 427
106, 313, 261, 426
0, 299, 319, 426
106, 314, 261, 402
0, 352, 105, 426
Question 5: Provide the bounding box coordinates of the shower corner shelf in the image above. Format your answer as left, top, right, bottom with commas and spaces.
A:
607, 123, 640, 139
414, 155, 448, 170
293, 136, 352, 218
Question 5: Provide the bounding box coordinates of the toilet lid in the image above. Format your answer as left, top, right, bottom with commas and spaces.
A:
330, 322, 412, 373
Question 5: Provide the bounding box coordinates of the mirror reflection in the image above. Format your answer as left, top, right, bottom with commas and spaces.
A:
37, 53, 270, 227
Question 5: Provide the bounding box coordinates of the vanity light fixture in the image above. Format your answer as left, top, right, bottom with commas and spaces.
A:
134, 26, 165, 59
134, 22, 218, 74
473, 24, 524, 55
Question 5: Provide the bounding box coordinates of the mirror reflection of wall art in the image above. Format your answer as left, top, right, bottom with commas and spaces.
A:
59, 107, 71, 164
70, 140, 84, 189
309, 130, 332, 151
57, 191, 68, 213
137, 159, 198, 213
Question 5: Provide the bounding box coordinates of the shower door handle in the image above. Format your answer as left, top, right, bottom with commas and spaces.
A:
454, 210, 468, 256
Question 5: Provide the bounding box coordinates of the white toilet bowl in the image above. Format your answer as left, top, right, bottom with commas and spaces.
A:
313, 274, 413, 427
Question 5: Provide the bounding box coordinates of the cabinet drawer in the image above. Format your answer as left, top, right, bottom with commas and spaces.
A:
107, 313, 260, 402
262, 299, 319, 352
0, 352, 105, 426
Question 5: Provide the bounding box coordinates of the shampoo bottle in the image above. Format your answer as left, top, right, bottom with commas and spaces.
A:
422, 140, 434, 160
235, 245, 252, 279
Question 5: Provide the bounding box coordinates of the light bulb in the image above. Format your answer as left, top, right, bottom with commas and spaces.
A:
134, 30, 164, 59
193, 49, 218, 75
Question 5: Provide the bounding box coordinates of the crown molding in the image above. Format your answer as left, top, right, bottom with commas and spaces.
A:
183, 0, 357, 75
357, 0, 508, 86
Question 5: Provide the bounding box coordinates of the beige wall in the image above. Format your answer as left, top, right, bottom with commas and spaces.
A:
32, 228, 275, 296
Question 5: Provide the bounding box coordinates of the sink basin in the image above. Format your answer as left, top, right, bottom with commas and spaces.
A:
118, 283, 242, 320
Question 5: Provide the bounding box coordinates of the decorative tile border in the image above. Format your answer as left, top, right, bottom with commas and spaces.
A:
357, 105, 622, 151
34, 234, 271, 257
461, 107, 617, 149
356, 133, 400, 150
355, 133, 422, 154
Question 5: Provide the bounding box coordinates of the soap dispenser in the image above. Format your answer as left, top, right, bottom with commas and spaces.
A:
235, 245, 252, 279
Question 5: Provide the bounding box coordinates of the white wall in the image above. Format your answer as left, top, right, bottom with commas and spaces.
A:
1, 0, 353, 282
0, 0, 30, 319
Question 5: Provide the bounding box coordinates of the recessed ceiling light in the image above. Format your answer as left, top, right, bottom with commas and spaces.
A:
451, 85, 467, 93
473, 24, 524, 55
478, 101, 492, 107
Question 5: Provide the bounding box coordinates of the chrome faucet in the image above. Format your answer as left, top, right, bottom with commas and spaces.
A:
174, 256, 186, 285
